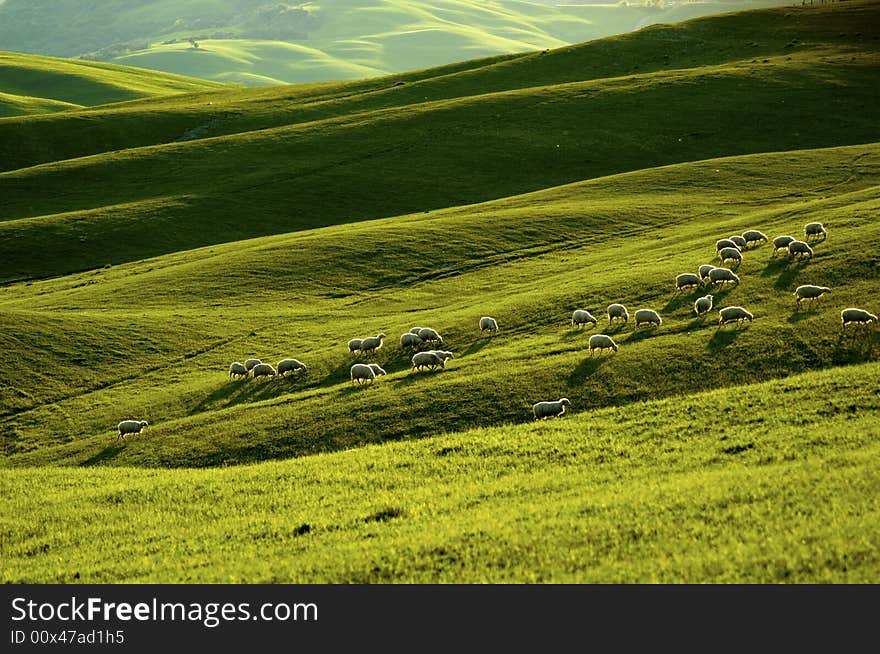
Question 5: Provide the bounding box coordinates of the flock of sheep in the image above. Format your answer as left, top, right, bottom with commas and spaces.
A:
116, 221, 876, 438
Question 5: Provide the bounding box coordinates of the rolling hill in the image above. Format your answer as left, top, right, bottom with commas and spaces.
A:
1, 1, 878, 583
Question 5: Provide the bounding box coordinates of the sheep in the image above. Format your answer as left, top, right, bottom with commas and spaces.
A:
729, 235, 748, 249
244, 358, 262, 371
718, 246, 743, 266
718, 306, 754, 326
794, 285, 830, 308
589, 333, 618, 355
698, 264, 716, 282
841, 308, 878, 327
277, 358, 307, 376
708, 267, 740, 287
788, 240, 813, 260
425, 350, 454, 369
251, 362, 277, 380
409, 327, 425, 335
360, 333, 386, 355
607, 303, 628, 324
479, 316, 499, 335
694, 294, 713, 318
367, 363, 387, 378
532, 398, 571, 420
348, 338, 363, 355
417, 327, 443, 346
715, 238, 741, 253
400, 332, 423, 350
805, 222, 827, 241
411, 350, 445, 371
771, 235, 796, 257
571, 309, 598, 329
350, 363, 378, 385
742, 230, 768, 248
117, 419, 148, 441
229, 361, 248, 379
675, 273, 703, 293
634, 309, 662, 328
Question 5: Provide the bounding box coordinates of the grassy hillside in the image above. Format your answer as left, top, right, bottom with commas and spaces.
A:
2, 363, 877, 583
0, 91, 82, 118
1, 2, 878, 284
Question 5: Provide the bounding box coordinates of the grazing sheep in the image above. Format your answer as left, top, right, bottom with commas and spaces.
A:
788, 240, 814, 260
589, 333, 618, 355
426, 350, 454, 369
350, 363, 378, 385
771, 235, 796, 257
716, 238, 741, 253
708, 267, 740, 287
417, 327, 443, 346
251, 362, 277, 380
634, 309, 662, 328
742, 230, 768, 248
607, 303, 629, 324
532, 398, 571, 420
400, 332, 423, 350
719, 247, 743, 266
411, 350, 445, 371
410, 327, 425, 335
841, 308, 878, 327
479, 316, 499, 335
694, 294, 713, 318
117, 420, 148, 441
244, 358, 262, 371
572, 309, 598, 328
794, 285, 831, 308
229, 361, 248, 379
698, 264, 716, 281
805, 222, 827, 241
729, 235, 748, 249
360, 333, 386, 355
718, 306, 754, 326
676, 273, 703, 293
277, 358, 307, 376
348, 338, 363, 355
367, 363, 387, 378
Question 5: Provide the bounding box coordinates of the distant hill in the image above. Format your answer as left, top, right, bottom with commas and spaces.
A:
0, 0, 792, 85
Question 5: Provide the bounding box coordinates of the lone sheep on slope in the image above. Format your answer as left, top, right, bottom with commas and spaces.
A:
805, 222, 827, 241
718, 247, 743, 266
676, 273, 703, 293
841, 308, 878, 327
532, 398, 571, 420
360, 333, 386, 355
771, 235, 796, 257
634, 309, 662, 328
117, 420, 148, 441
694, 294, 713, 318
479, 316, 499, 335
708, 267, 740, 287
742, 230, 768, 248
572, 309, 598, 328
348, 338, 363, 355
718, 306, 753, 326
729, 235, 748, 249
607, 304, 629, 325
229, 361, 248, 379
794, 285, 830, 308
589, 333, 618, 355
244, 358, 262, 371
277, 358, 307, 376
400, 332, 423, 350
788, 240, 813, 260
350, 363, 379, 385
251, 362, 277, 380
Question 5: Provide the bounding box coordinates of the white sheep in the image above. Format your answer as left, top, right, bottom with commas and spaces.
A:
532, 398, 571, 420
708, 267, 740, 287
360, 333, 386, 355
718, 306, 754, 326
788, 240, 813, 260
367, 363, 387, 377
571, 309, 598, 328
607, 303, 628, 324
729, 235, 748, 249
634, 309, 662, 328
715, 238, 741, 253
426, 350, 454, 369
251, 362, 277, 380
350, 363, 379, 385
771, 235, 796, 257
694, 294, 713, 317
117, 419, 148, 441
400, 332, 423, 349
698, 264, 716, 281
718, 247, 743, 266
411, 351, 444, 371
589, 333, 618, 355
417, 327, 443, 345
676, 273, 703, 293
841, 308, 878, 327
277, 358, 307, 376
742, 230, 768, 248
229, 361, 248, 379
348, 338, 363, 355
244, 358, 262, 371
805, 222, 827, 241
479, 316, 499, 335
794, 285, 830, 308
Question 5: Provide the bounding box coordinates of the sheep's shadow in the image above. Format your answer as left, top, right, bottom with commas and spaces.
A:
80, 444, 126, 466
623, 327, 660, 343
760, 256, 789, 277
393, 367, 449, 387
461, 338, 494, 356
663, 289, 703, 312
787, 308, 818, 323
768, 260, 808, 290
707, 325, 747, 351
561, 326, 596, 340
832, 330, 878, 363
566, 356, 609, 386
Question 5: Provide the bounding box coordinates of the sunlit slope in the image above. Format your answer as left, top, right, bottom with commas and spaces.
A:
2, 363, 878, 583
2, 2, 874, 174
0, 51, 230, 109
2, 143, 877, 468
0, 91, 82, 118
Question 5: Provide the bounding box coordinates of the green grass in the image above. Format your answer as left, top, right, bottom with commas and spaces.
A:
0, 91, 82, 118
